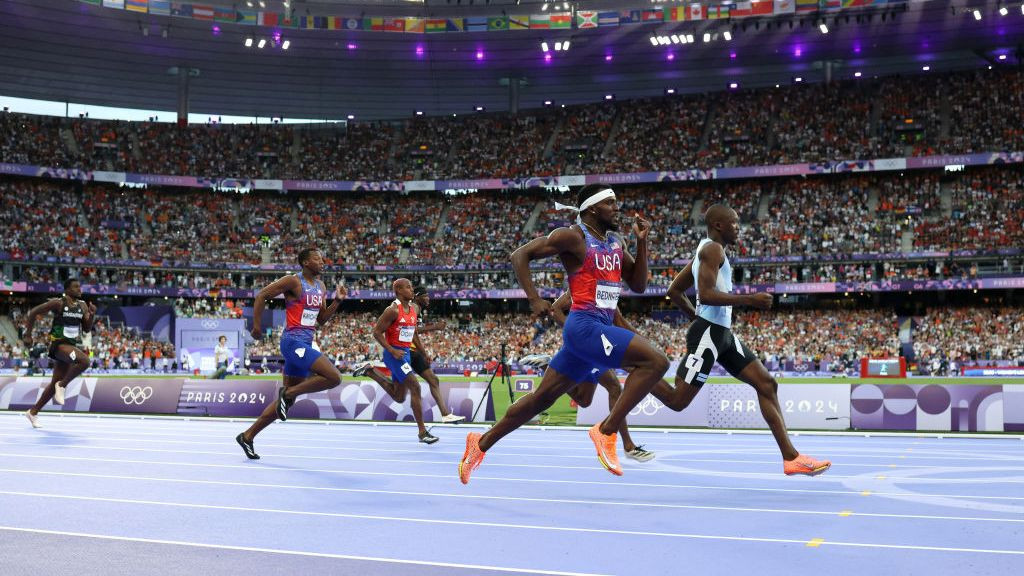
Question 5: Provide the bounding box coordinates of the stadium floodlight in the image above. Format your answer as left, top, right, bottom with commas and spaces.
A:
729, 82, 738, 89
723, 30, 732, 41
650, 36, 659, 46
665, 88, 676, 94
281, 40, 290, 50
703, 32, 711, 43
819, 23, 828, 34
541, 41, 550, 52
347, 114, 354, 120
604, 94, 614, 100
998, 54, 1007, 60
544, 100, 553, 106
541, 2, 549, 11
854, 71, 862, 77
794, 76, 803, 82
686, 34, 695, 43
555, 41, 562, 51
257, 38, 266, 48
972, 9, 981, 20
671, 35, 680, 44
922, 65, 930, 71
999, 6, 1008, 15
415, 110, 423, 116
475, 106, 485, 111
562, 41, 570, 51
244, 37, 253, 47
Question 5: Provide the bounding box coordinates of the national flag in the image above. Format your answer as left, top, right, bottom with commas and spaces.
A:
530, 14, 550, 29
148, 0, 169, 15
425, 19, 447, 33
102, 0, 124, 9
257, 12, 278, 26
796, 0, 819, 13
382, 18, 405, 32
487, 16, 508, 31
843, 0, 871, 6
823, 0, 843, 11
508, 15, 530, 30
214, 7, 236, 23
549, 12, 571, 29
577, 10, 598, 28
362, 17, 384, 31
324, 16, 341, 30
663, 7, 686, 22
446, 18, 464, 32
192, 4, 215, 20
343, 18, 361, 31
237, 9, 256, 25
707, 5, 730, 18
300, 15, 313, 28
465, 17, 488, 32
597, 11, 619, 26
79, 0, 102, 6
774, 0, 796, 14
618, 10, 641, 25
280, 14, 296, 28
405, 18, 425, 33
170, 2, 190, 17
731, 1, 753, 18
687, 4, 706, 21
751, 0, 775, 15
316, 16, 330, 29
640, 9, 662, 22
124, 0, 147, 13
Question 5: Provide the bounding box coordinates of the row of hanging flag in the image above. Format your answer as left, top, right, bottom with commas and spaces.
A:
84, 0, 909, 33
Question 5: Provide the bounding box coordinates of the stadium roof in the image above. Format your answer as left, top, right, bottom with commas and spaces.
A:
0, 0, 1018, 121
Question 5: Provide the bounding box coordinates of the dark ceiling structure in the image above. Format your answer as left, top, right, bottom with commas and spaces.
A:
0, 0, 1020, 120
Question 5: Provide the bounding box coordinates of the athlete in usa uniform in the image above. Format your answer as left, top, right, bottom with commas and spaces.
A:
235, 248, 345, 459
459, 184, 670, 483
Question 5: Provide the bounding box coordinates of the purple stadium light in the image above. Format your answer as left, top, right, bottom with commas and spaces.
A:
544, 53, 552, 62
666, 52, 675, 61
347, 43, 357, 50
853, 42, 862, 54
212, 25, 221, 36
272, 30, 282, 43
416, 44, 424, 57
794, 46, 803, 58
476, 50, 484, 60
605, 54, 613, 62
730, 51, 737, 60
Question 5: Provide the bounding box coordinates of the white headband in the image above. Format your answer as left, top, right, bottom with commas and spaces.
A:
554, 188, 616, 215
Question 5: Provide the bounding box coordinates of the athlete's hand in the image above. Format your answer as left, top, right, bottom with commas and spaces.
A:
631, 213, 652, 242
434, 320, 447, 331
250, 326, 263, 340
528, 297, 552, 319
388, 347, 405, 360
747, 293, 774, 310
334, 285, 348, 300
85, 301, 97, 316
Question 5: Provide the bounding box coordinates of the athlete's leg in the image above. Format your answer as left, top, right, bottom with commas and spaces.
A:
599, 334, 669, 436
596, 370, 639, 452
50, 344, 90, 404
396, 372, 433, 439
566, 381, 598, 408
28, 361, 68, 416
733, 359, 798, 460
479, 367, 579, 452
280, 355, 342, 399
362, 366, 407, 403
241, 373, 304, 443
649, 377, 702, 412
419, 368, 451, 416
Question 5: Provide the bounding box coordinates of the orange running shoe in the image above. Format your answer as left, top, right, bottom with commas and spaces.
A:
784, 454, 831, 476
458, 432, 486, 484
588, 423, 622, 476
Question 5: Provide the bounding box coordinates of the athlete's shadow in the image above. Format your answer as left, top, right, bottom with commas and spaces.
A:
31, 430, 84, 446
249, 460, 380, 489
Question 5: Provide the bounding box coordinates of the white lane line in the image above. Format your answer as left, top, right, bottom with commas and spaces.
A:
3, 451, 1022, 501
0, 525, 607, 576
0, 436, 994, 475
1, 491, 1021, 556
2, 467, 1021, 524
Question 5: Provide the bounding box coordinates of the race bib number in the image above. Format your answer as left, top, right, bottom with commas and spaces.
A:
300, 308, 318, 327
398, 326, 415, 343
595, 284, 621, 310
63, 326, 80, 339
400, 363, 413, 375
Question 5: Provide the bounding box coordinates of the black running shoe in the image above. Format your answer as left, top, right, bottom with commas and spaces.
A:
419, 432, 439, 445
236, 433, 260, 460
276, 386, 293, 421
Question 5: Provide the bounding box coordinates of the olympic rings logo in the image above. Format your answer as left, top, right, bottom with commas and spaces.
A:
201, 320, 220, 329
120, 386, 154, 405
629, 397, 664, 416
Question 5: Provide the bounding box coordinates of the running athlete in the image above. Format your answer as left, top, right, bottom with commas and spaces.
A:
21, 278, 95, 428
353, 286, 465, 423
549, 291, 654, 461
370, 278, 438, 444
654, 204, 831, 476
460, 184, 669, 483
236, 248, 345, 459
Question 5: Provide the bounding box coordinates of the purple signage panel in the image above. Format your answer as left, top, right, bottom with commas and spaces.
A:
89, 378, 183, 414
178, 380, 279, 417
576, 376, 710, 427
0, 376, 98, 412
1003, 385, 1024, 432
851, 384, 1004, 431
707, 383, 850, 429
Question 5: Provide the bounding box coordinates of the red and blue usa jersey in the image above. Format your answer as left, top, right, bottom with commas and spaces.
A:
568, 226, 623, 323
283, 274, 324, 343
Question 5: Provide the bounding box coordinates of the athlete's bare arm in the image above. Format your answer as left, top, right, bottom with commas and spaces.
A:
619, 213, 652, 294
21, 299, 61, 345
317, 282, 345, 326
666, 260, 698, 318
251, 275, 301, 340
81, 300, 97, 332
696, 243, 772, 310
511, 227, 586, 317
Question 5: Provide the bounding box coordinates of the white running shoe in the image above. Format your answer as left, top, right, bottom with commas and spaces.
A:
518, 354, 552, 369
350, 361, 374, 377
441, 414, 466, 423
24, 411, 41, 429
625, 445, 655, 462
52, 383, 66, 406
